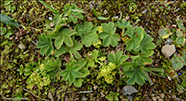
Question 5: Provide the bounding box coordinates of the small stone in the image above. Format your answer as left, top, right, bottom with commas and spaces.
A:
100, 92, 105, 98
168, 76, 171, 80
142, 9, 147, 14
161, 44, 176, 58
112, 16, 119, 19
89, 4, 94, 10
49, 17, 53, 20
124, 16, 130, 20
18, 44, 26, 50
122, 85, 137, 96
127, 95, 133, 101
178, 89, 184, 94
9, 36, 14, 40
171, 94, 176, 98
50, 22, 55, 27
158, 98, 164, 101
103, 9, 108, 15
93, 85, 98, 90
165, 38, 173, 45
175, 98, 181, 101
82, 96, 87, 101
156, 96, 160, 99
152, 97, 157, 101
65, 96, 70, 101
160, 93, 165, 98
172, 25, 177, 28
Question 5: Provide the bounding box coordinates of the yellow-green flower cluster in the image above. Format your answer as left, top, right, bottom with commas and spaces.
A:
97, 62, 117, 84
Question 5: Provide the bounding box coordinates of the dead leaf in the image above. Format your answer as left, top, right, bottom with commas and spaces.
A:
87, 16, 93, 21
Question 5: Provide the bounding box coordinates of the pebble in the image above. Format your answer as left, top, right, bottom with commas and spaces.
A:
122, 85, 137, 96
171, 94, 176, 98
165, 38, 173, 45
152, 97, 157, 101
103, 9, 108, 15
89, 4, 94, 10
161, 44, 176, 58
156, 96, 160, 99
93, 85, 98, 90
49, 17, 53, 20
160, 93, 165, 98
127, 95, 133, 101
18, 44, 26, 50
50, 22, 55, 27
112, 16, 119, 19
175, 98, 181, 101
82, 96, 87, 101
158, 98, 164, 101
151, 94, 155, 97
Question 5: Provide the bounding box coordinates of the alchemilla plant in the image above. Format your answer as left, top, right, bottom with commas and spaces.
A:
35, 2, 164, 88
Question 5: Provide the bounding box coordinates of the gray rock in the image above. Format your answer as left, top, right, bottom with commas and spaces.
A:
160, 93, 165, 98
127, 95, 133, 101
50, 22, 55, 27
165, 38, 173, 45
89, 4, 94, 10
103, 9, 108, 15
112, 16, 119, 19
122, 85, 137, 96
82, 96, 87, 101
152, 97, 157, 101
161, 44, 176, 58
48, 17, 53, 20
18, 44, 26, 50
175, 98, 181, 101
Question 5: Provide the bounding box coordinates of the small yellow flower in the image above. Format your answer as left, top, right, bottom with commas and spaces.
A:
97, 26, 103, 33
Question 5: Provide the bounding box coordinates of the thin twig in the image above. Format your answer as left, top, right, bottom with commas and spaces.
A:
23, 88, 49, 101
70, 13, 81, 19
2, 97, 28, 100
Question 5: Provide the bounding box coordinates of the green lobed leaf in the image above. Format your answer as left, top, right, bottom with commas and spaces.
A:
74, 78, 82, 87
63, 3, 84, 23
135, 34, 156, 55
69, 72, 75, 83
76, 59, 87, 67
171, 54, 184, 70
62, 70, 69, 81
126, 37, 138, 51
79, 68, 90, 77
98, 22, 120, 47
71, 71, 82, 78
126, 27, 135, 37
115, 19, 132, 29
177, 20, 185, 31
76, 22, 99, 47
158, 28, 172, 39
72, 65, 81, 71
125, 65, 147, 85
108, 51, 129, 66
54, 28, 76, 49
37, 33, 54, 56
182, 51, 186, 65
